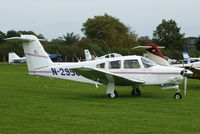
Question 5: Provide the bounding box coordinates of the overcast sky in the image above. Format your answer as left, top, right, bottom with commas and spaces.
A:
0, 0, 199, 40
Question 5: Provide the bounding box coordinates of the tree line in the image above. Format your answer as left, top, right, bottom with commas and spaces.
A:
0, 14, 200, 62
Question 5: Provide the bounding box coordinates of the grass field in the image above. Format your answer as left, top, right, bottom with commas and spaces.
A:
0, 64, 200, 134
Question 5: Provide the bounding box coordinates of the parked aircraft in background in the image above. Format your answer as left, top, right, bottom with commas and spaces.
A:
183, 52, 200, 63
5, 36, 193, 99
8, 52, 62, 63
48, 54, 62, 62
165, 56, 177, 64
8, 52, 26, 63
132, 44, 200, 80
84, 49, 121, 61
132, 44, 178, 65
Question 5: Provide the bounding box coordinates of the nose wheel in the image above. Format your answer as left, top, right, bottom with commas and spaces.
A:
107, 83, 119, 98
174, 92, 182, 99
108, 90, 119, 98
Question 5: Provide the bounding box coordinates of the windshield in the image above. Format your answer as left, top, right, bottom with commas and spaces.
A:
141, 57, 156, 68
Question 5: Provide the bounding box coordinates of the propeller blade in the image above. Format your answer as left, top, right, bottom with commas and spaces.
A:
184, 77, 187, 95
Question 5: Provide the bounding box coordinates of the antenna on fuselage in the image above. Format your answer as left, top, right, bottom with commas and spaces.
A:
74, 55, 80, 62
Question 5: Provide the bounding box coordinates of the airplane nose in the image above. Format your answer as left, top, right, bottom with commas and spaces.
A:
180, 69, 193, 77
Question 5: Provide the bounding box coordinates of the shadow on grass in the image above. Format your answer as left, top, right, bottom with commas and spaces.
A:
62, 91, 172, 101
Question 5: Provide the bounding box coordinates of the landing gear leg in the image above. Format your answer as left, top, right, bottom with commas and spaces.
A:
132, 86, 141, 96
106, 83, 119, 98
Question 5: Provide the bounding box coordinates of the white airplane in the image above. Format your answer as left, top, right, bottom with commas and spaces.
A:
183, 52, 200, 63
84, 49, 122, 61
132, 44, 200, 80
8, 52, 26, 63
5, 35, 193, 99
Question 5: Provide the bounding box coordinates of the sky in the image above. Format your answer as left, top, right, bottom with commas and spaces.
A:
0, 0, 199, 40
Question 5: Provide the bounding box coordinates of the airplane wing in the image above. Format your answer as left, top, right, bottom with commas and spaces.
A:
171, 63, 194, 68
72, 67, 144, 86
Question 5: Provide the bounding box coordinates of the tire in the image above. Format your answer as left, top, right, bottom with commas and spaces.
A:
174, 92, 182, 99
132, 88, 141, 96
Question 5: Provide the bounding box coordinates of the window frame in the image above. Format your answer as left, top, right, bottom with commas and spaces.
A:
108, 60, 121, 69
96, 63, 105, 69
124, 59, 141, 69
141, 57, 155, 68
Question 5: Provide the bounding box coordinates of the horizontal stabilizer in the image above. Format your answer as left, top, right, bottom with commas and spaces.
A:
4, 36, 34, 42
131, 45, 165, 50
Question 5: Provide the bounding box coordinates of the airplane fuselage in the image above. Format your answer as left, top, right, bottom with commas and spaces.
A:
29, 55, 184, 86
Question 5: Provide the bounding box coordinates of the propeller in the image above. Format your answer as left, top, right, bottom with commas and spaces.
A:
181, 68, 193, 96
181, 60, 187, 95
180, 69, 188, 95
184, 76, 187, 95
182, 61, 187, 95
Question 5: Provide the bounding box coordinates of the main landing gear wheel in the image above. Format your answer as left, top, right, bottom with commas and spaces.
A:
132, 88, 141, 96
174, 92, 182, 100
108, 90, 119, 98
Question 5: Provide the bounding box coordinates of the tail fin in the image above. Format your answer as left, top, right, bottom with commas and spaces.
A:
183, 52, 190, 59
144, 44, 169, 66
8, 52, 20, 63
183, 52, 190, 63
5, 35, 53, 71
84, 49, 92, 61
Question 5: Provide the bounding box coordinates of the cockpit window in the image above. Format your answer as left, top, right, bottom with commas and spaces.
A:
124, 60, 140, 69
105, 55, 109, 58
109, 60, 121, 69
96, 63, 105, 68
141, 57, 155, 68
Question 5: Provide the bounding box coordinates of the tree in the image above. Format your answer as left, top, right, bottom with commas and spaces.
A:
63, 32, 80, 45
153, 19, 185, 50
81, 13, 137, 48
0, 31, 6, 44
138, 36, 153, 45
37, 34, 45, 39
19, 31, 45, 39
195, 36, 200, 51
6, 30, 20, 38
19, 30, 36, 35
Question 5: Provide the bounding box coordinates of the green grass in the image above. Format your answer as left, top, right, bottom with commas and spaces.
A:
0, 64, 200, 134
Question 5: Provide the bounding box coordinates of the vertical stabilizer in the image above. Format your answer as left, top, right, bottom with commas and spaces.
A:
183, 52, 190, 59
5, 35, 53, 71
84, 49, 92, 61
183, 52, 190, 63
144, 44, 170, 66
